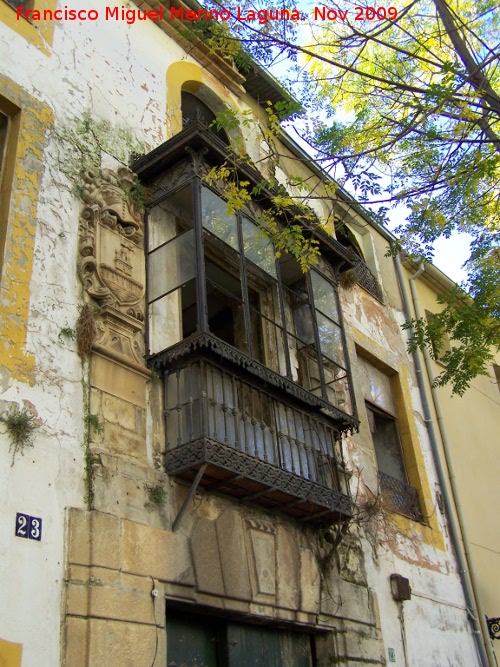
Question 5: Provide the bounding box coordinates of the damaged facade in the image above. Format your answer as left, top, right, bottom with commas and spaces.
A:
0, 0, 499, 665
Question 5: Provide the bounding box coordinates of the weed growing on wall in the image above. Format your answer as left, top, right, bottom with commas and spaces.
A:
146, 483, 167, 508
1, 405, 38, 465
85, 414, 102, 434
58, 326, 76, 344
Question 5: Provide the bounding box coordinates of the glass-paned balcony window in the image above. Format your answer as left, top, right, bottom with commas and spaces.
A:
134, 125, 357, 522
145, 175, 355, 419
147, 185, 197, 353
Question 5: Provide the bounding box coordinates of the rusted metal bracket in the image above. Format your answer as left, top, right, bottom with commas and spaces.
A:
172, 464, 208, 532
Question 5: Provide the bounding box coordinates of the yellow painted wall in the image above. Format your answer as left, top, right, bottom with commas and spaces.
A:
0, 0, 57, 54
403, 265, 500, 615
0, 638, 23, 667
0, 77, 53, 384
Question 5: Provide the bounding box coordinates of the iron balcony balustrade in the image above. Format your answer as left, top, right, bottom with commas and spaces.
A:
378, 470, 423, 522
343, 247, 384, 302
164, 354, 352, 525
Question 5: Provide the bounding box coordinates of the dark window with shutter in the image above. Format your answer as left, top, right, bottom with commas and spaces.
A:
359, 356, 423, 521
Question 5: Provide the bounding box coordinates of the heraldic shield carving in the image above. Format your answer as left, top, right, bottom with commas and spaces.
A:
78, 167, 147, 369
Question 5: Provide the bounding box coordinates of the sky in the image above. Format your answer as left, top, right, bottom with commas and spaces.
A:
282, 121, 472, 286
384, 209, 471, 285
259, 1, 475, 287
415, 232, 470, 285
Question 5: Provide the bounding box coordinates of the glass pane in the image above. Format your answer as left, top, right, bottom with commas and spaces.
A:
149, 279, 196, 355
0, 111, 8, 176
368, 407, 406, 482
148, 229, 195, 302
323, 357, 353, 414
148, 185, 193, 251
278, 251, 302, 287
293, 301, 315, 346
281, 276, 315, 346
242, 217, 276, 277
315, 312, 345, 366
149, 285, 187, 354
202, 187, 238, 250
358, 357, 396, 413
205, 259, 242, 298
311, 270, 339, 322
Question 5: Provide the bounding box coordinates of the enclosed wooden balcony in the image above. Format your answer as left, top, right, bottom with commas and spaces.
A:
164, 354, 352, 525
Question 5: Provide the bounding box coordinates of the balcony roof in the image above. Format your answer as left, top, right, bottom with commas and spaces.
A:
132, 122, 356, 270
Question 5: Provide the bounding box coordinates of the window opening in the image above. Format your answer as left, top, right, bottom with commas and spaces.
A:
181, 91, 229, 144
366, 403, 406, 483
359, 356, 422, 520
206, 258, 244, 350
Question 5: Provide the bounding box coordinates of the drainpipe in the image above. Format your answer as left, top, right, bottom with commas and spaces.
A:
393, 256, 494, 667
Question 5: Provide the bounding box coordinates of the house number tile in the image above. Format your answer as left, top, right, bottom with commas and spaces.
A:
15, 513, 42, 541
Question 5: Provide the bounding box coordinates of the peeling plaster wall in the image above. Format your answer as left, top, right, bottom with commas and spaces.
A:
402, 266, 500, 629
339, 244, 481, 666
0, 5, 485, 667
0, 8, 180, 666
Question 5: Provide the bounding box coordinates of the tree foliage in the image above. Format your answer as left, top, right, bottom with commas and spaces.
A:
193, 0, 500, 394
202, 99, 321, 271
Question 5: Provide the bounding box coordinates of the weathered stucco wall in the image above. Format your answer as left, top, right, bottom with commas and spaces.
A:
0, 3, 489, 666
403, 265, 500, 622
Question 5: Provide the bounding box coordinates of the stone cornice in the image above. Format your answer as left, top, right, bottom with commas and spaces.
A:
135, 0, 246, 95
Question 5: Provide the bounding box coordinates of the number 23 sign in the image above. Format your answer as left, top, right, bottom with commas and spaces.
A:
15, 513, 42, 541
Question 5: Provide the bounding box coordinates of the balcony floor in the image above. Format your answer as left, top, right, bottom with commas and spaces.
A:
166, 438, 352, 526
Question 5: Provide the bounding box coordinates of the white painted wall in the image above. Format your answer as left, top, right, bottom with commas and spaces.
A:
0, 4, 483, 665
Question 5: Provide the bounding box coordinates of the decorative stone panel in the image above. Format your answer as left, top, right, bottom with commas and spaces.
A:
65, 508, 385, 666
78, 167, 146, 369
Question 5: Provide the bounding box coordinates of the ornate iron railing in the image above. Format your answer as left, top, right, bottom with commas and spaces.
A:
164, 357, 352, 524
487, 617, 500, 640
378, 471, 423, 521
344, 248, 384, 301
